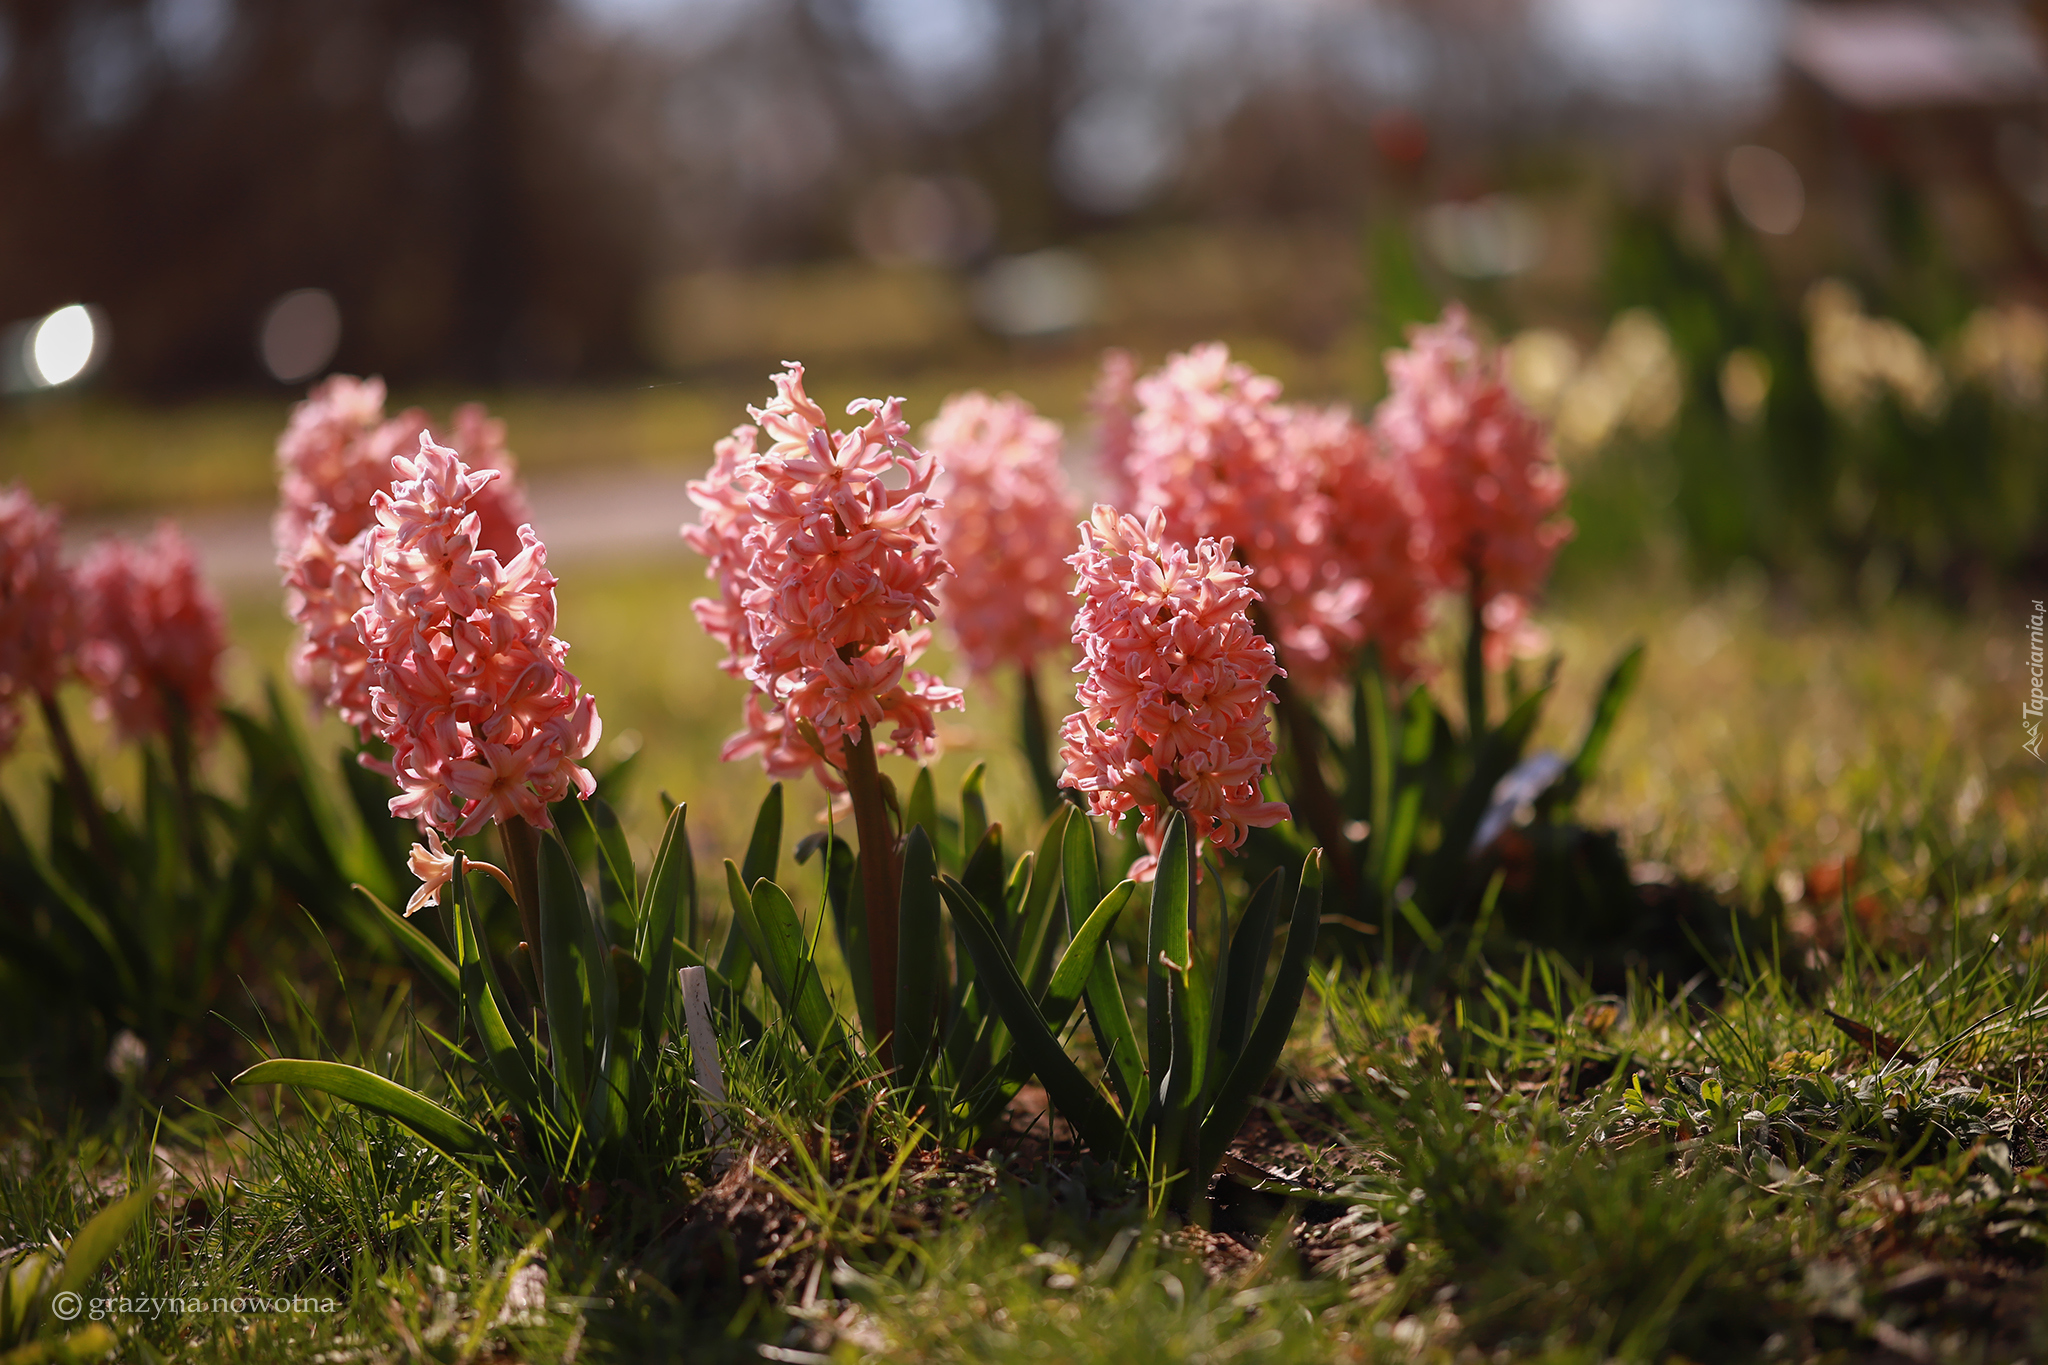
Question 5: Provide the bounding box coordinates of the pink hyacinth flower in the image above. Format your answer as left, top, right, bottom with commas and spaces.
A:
683, 364, 963, 784
76, 524, 226, 742
1276, 405, 1436, 686
924, 391, 1081, 677
1375, 305, 1572, 665
0, 486, 80, 754
1115, 342, 1430, 693
1058, 505, 1289, 879
356, 433, 600, 836
275, 376, 535, 732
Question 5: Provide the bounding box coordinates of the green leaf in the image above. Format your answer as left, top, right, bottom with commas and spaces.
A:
1546, 642, 1646, 812
360, 885, 459, 1002
1065, 812, 1141, 1116
894, 826, 944, 1081
580, 797, 638, 949
537, 832, 594, 1121
1147, 812, 1192, 1084
234, 1059, 493, 1157
796, 832, 864, 1030
53, 1184, 155, 1298
1200, 850, 1322, 1178
742, 783, 784, 888
962, 823, 1006, 930
960, 762, 989, 862
741, 875, 846, 1062
1013, 807, 1073, 993
936, 876, 1129, 1160
1040, 880, 1136, 1033
1212, 869, 1283, 1080
637, 802, 690, 1046
719, 785, 782, 988
453, 858, 541, 1114
1061, 808, 1102, 933
1146, 812, 1196, 1169
905, 768, 940, 862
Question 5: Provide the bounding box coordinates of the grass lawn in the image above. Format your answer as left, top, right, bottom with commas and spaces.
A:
4, 373, 2046, 1362
6, 542, 2044, 1362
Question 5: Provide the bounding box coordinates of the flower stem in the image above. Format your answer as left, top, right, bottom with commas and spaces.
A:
843, 720, 899, 1070
499, 816, 545, 996
165, 694, 208, 878
36, 690, 112, 868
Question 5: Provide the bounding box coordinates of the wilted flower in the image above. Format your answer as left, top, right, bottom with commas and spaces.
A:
1059, 505, 1288, 878
683, 364, 962, 785
924, 391, 1080, 676
76, 524, 226, 741
0, 486, 79, 754
1375, 305, 1571, 664
275, 376, 533, 731
356, 434, 600, 835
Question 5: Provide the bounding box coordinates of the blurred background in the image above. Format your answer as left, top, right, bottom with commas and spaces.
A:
1, 0, 2045, 867
5, 0, 2048, 587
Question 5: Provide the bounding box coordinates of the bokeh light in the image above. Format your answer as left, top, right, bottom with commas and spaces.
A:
258, 289, 343, 384
27, 304, 101, 388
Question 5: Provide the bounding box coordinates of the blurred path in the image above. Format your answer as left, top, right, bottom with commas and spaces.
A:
67, 468, 700, 593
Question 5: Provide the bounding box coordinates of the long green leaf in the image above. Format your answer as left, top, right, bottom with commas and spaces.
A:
743, 875, 846, 1062
1014, 807, 1072, 992
960, 762, 989, 862
895, 826, 944, 1081
580, 796, 638, 948
453, 858, 540, 1114
719, 785, 782, 987
742, 783, 784, 886
53, 1185, 155, 1298
1066, 812, 1141, 1115
962, 823, 1005, 928
360, 885, 459, 1002
637, 802, 690, 1046
1548, 642, 1646, 811
1200, 850, 1323, 1177
537, 833, 593, 1121
1146, 812, 1192, 1085
936, 876, 1129, 1159
1040, 880, 1136, 1031
234, 1059, 493, 1157
905, 767, 940, 862
1211, 868, 1283, 1082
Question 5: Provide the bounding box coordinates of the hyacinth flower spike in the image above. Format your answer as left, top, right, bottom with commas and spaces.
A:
685, 364, 961, 1067
356, 433, 601, 983
924, 391, 1081, 812
1375, 305, 1571, 735
0, 486, 109, 861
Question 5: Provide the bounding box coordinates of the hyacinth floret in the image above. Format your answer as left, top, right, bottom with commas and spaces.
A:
924, 391, 1080, 676
356, 434, 600, 836
685, 364, 962, 786
76, 524, 226, 741
0, 486, 79, 754
276, 376, 533, 731
1059, 505, 1288, 878
1374, 305, 1572, 663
